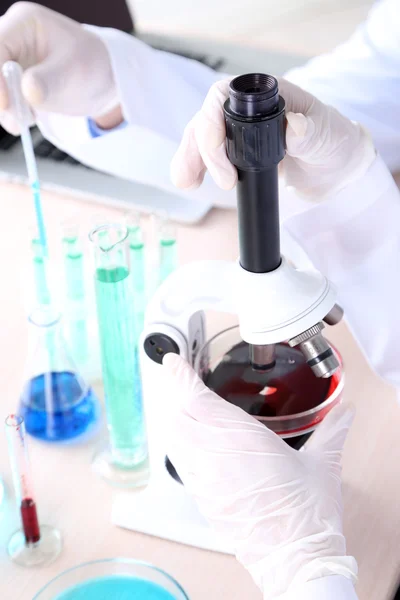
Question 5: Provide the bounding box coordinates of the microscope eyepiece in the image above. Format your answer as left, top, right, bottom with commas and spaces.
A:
229, 73, 279, 117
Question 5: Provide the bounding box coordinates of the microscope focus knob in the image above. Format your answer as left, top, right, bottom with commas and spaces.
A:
144, 333, 180, 365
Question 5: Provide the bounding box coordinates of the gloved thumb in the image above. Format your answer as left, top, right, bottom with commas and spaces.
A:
306, 402, 355, 457
285, 111, 316, 156
21, 65, 49, 106
162, 353, 258, 427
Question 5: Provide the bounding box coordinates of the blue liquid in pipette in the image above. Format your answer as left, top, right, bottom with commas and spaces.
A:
54, 576, 180, 600
19, 371, 97, 441
32, 179, 48, 256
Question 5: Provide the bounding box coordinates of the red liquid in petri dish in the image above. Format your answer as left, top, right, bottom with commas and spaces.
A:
205, 341, 341, 449
165, 341, 342, 482
20, 497, 41, 544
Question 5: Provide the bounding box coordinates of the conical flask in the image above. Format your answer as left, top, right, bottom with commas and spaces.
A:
19, 306, 99, 442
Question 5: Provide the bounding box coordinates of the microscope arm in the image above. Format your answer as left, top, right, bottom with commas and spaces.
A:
143, 260, 237, 365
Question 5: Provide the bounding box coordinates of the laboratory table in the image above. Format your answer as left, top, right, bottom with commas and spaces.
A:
1, 182, 400, 600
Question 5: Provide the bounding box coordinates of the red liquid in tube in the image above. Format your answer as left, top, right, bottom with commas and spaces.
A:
20, 497, 41, 544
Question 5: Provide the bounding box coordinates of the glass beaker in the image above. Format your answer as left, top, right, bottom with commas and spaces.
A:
19, 307, 99, 442
89, 224, 148, 487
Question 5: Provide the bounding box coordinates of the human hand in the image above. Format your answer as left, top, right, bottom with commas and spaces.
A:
170, 77, 375, 199
163, 353, 357, 599
0, 2, 120, 134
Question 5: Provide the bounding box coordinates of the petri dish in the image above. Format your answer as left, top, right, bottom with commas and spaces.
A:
33, 558, 189, 600
194, 325, 344, 448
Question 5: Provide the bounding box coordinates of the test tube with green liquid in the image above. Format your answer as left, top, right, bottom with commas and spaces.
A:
90, 223, 148, 487
31, 237, 51, 306
125, 212, 146, 339
30, 235, 56, 367
62, 222, 88, 366
158, 215, 177, 284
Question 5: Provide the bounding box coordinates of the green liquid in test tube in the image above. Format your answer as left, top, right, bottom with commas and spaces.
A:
126, 212, 146, 339
31, 238, 51, 305
62, 225, 88, 365
31, 236, 56, 366
90, 224, 147, 481
158, 216, 177, 284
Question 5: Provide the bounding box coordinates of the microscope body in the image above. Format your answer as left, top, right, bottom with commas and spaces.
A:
141, 73, 342, 471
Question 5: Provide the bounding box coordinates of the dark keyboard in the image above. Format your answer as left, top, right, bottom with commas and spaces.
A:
154, 46, 225, 71
0, 45, 224, 164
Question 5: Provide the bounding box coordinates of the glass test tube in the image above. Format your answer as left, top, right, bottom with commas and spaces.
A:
90, 224, 148, 487
62, 221, 89, 365
125, 212, 146, 339
31, 236, 51, 306
158, 215, 177, 284
5, 415, 62, 567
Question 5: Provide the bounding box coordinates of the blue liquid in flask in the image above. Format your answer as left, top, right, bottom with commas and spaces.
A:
54, 576, 180, 600
20, 371, 97, 442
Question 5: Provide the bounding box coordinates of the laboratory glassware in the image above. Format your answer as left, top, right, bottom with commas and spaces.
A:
2, 61, 48, 254
31, 235, 51, 306
33, 558, 189, 599
90, 223, 148, 487
158, 214, 177, 284
62, 221, 89, 368
195, 325, 344, 446
125, 211, 146, 338
165, 324, 344, 483
5, 414, 62, 567
19, 306, 98, 442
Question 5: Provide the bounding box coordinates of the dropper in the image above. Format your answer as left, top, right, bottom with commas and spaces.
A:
2, 61, 48, 256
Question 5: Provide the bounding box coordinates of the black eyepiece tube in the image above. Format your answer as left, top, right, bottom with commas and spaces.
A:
224, 73, 285, 274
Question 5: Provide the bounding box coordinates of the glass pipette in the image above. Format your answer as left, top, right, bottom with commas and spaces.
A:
5, 414, 62, 566
2, 61, 48, 256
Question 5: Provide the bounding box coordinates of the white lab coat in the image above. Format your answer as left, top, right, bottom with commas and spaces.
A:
36, 1, 400, 598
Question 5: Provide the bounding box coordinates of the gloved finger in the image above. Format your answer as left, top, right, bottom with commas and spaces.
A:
194, 79, 237, 191
277, 77, 314, 115
0, 111, 21, 135
306, 402, 355, 457
285, 112, 316, 157
170, 115, 207, 189
163, 353, 282, 443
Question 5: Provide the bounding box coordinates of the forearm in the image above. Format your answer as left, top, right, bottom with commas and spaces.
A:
283, 155, 400, 390
38, 27, 223, 148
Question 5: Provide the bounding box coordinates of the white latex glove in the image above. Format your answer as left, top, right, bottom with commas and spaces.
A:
171, 78, 376, 200
163, 353, 357, 599
0, 2, 118, 134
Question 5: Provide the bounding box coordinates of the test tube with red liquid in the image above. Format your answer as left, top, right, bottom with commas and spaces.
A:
5, 414, 62, 567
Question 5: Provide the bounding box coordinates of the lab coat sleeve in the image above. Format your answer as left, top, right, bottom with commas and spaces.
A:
36, 28, 235, 207
284, 0, 400, 172
282, 575, 358, 600
282, 154, 400, 391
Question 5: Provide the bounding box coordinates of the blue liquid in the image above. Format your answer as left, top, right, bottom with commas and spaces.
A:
19, 371, 98, 441
55, 576, 180, 600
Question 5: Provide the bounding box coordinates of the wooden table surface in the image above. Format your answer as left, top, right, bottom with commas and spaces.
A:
0, 182, 399, 600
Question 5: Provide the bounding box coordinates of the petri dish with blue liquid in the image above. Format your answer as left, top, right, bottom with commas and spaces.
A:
33, 559, 189, 600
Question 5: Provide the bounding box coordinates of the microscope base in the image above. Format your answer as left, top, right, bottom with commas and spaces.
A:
112, 467, 233, 555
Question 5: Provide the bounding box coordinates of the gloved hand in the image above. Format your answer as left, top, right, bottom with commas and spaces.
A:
170, 78, 376, 199
163, 353, 357, 599
0, 2, 119, 134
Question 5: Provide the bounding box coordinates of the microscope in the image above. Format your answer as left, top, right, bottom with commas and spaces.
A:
113, 74, 343, 552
